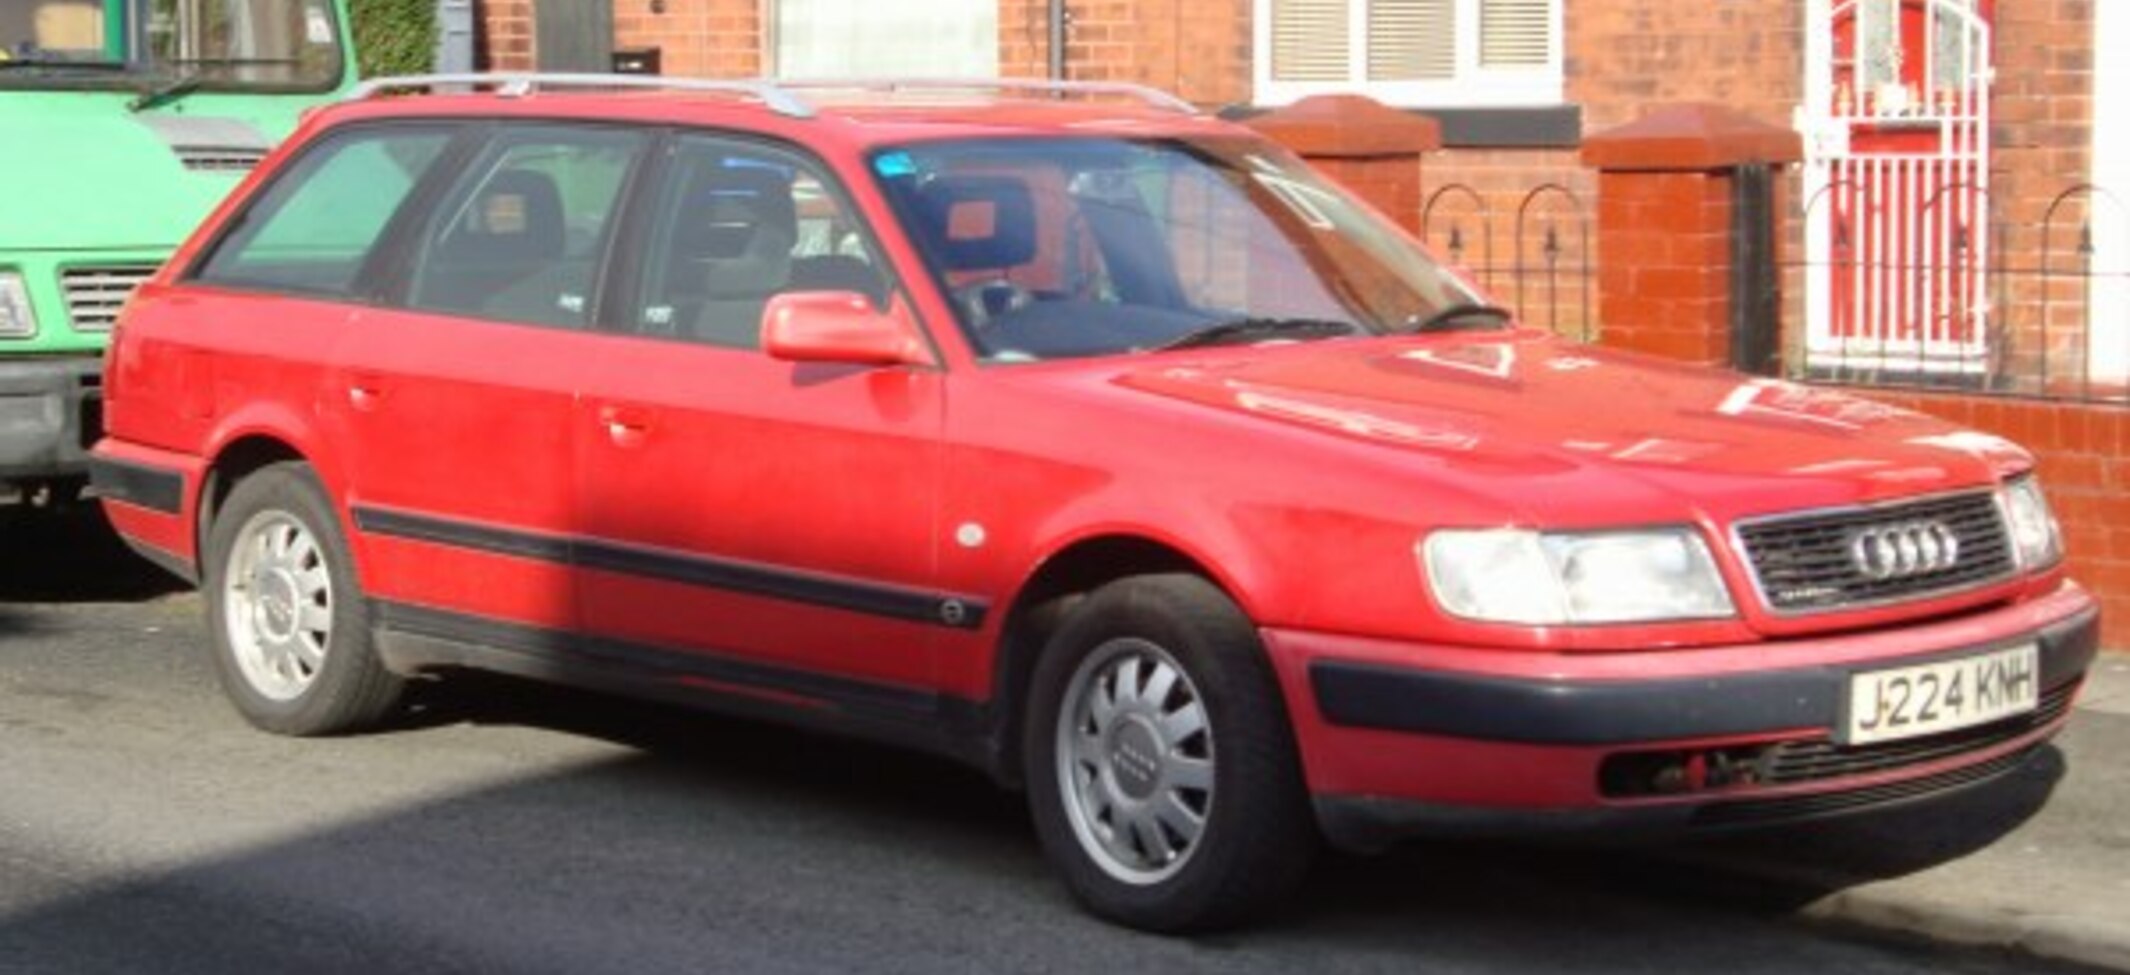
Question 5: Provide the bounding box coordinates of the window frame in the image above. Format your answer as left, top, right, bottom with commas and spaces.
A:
1250, 0, 1565, 109
185, 120, 479, 303
382, 120, 657, 331
600, 126, 920, 355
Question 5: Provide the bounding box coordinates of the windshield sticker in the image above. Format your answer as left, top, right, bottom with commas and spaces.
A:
874, 152, 917, 179
307, 9, 334, 44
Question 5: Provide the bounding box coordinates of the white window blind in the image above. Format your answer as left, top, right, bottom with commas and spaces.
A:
775, 0, 997, 79
1258, 0, 1561, 106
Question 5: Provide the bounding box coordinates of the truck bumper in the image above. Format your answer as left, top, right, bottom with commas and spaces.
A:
0, 356, 102, 485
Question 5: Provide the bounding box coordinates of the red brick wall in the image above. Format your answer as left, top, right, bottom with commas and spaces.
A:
996, 0, 1250, 105
478, 0, 532, 71
1848, 390, 2130, 648
478, 0, 761, 76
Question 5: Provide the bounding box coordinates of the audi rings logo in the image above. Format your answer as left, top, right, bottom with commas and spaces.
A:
1848, 520, 1962, 580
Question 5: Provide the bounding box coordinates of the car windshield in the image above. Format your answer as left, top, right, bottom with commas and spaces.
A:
872, 135, 1489, 362
0, 0, 342, 91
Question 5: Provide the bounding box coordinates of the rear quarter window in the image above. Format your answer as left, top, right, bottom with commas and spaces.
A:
193, 127, 453, 297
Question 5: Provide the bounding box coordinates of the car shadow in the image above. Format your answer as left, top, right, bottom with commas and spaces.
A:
408, 672, 2065, 923
0, 503, 188, 604
0, 675, 2077, 973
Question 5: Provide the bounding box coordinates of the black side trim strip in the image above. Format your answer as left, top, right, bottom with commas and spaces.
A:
354, 506, 572, 562
374, 601, 949, 724
87, 456, 184, 514
352, 506, 989, 630
1312, 605, 2101, 745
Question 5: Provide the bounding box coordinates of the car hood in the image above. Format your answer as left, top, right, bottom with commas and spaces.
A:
1108, 330, 2030, 524
0, 95, 284, 250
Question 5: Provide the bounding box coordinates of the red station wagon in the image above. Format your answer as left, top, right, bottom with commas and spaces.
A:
90, 74, 2098, 931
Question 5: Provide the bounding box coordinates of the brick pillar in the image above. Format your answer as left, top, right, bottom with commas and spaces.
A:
1246, 95, 1442, 235
1581, 105, 1801, 366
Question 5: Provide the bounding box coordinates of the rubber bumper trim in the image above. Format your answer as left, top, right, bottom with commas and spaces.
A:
1309, 605, 2100, 745
87, 455, 184, 515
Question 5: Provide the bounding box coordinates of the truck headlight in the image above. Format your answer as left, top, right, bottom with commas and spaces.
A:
1999, 476, 2063, 570
0, 272, 35, 338
1422, 527, 1736, 625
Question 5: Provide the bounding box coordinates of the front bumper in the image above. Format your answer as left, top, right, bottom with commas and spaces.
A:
0, 355, 104, 483
1263, 584, 2099, 851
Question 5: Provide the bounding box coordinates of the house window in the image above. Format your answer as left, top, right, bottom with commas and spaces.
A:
1253, 0, 1562, 107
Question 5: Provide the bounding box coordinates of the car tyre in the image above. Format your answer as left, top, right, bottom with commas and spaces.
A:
202, 462, 403, 735
1024, 573, 1316, 931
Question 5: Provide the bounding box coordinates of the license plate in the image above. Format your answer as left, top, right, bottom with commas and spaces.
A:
1844, 643, 2039, 745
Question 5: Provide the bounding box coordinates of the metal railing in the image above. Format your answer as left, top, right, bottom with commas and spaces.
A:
1419, 182, 1595, 343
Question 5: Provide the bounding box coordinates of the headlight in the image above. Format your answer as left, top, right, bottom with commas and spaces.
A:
1999, 476, 2063, 570
1422, 527, 1736, 625
0, 272, 35, 338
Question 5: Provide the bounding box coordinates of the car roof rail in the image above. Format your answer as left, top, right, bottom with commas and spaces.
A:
773, 77, 1198, 114
342, 73, 817, 119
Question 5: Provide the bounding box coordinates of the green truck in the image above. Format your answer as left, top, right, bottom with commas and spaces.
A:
0, 0, 356, 504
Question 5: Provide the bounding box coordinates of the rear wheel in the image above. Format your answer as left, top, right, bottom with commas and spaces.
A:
1024, 574, 1315, 931
203, 462, 403, 735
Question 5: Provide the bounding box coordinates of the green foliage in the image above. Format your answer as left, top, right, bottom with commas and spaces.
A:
349, 0, 438, 77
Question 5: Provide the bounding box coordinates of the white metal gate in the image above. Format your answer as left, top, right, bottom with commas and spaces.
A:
1797, 0, 1994, 374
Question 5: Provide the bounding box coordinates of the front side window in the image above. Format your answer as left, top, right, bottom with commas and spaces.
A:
194, 126, 451, 295
630, 135, 889, 349
873, 136, 1483, 363
403, 125, 646, 329
0, 0, 343, 91
1255, 0, 1561, 108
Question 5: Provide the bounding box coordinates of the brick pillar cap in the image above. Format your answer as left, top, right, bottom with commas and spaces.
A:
1244, 95, 1443, 158
1581, 103, 1803, 172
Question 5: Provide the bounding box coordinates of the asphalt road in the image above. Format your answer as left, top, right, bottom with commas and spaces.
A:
0, 508, 2087, 975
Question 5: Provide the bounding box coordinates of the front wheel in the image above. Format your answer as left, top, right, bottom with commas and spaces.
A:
202, 462, 404, 735
1024, 574, 1316, 931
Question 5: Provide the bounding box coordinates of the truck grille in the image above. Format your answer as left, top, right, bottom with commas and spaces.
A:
1736, 491, 2014, 613
60, 266, 157, 332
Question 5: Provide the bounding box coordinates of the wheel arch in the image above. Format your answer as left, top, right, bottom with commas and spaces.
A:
985, 532, 1253, 788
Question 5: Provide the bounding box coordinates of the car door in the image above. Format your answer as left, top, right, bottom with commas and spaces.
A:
574, 132, 956, 709
333, 122, 650, 637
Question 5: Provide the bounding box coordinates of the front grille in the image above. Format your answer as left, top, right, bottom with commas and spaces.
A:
1691, 744, 2043, 828
60, 266, 157, 332
176, 146, 268, 172
1760, 679, 2076, 785
1736, 491, 2014, 612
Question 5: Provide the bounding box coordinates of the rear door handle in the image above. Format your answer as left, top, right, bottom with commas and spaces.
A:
347, 377, 386, 411
598, 404, 655, 447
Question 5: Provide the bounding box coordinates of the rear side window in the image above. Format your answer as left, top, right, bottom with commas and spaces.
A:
194, 127, 452, 296
401, 125, 646, 329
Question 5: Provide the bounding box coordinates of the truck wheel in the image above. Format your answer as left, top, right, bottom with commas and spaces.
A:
1024, 573, 1316, 931
202, 462, 402, 735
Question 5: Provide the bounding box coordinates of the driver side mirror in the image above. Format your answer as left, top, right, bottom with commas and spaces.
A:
761, 291, 931, 368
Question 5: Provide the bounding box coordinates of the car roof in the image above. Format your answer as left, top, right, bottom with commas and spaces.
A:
314, 76, 1250, 152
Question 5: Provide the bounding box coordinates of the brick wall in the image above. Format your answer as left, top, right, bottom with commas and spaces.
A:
1849, 390, 2130, 647
478, 0, 532, 71
996, 0, 1250, 105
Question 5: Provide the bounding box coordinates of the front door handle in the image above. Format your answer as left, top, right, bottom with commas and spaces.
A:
598, 404, 655, 447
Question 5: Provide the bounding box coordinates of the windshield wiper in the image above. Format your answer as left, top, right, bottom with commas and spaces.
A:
1157, 316, 1363, 351
129, 71, 203, 112
1408, 302, 1515, 333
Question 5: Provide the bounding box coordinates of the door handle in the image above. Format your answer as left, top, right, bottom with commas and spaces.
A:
347, 380, 385, 411
598, 404, 655, 447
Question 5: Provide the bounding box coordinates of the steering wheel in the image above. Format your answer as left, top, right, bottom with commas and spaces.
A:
952, 277, 1035, 329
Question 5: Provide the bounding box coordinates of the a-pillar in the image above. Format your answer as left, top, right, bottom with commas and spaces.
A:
1246, 95, 1442, 235
1581, 105, 1802, 367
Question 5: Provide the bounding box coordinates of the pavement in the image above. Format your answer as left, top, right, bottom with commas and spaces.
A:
1673, 656, 2130, 972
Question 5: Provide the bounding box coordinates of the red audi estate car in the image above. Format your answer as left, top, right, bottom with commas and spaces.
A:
91, 75, 2096, 931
